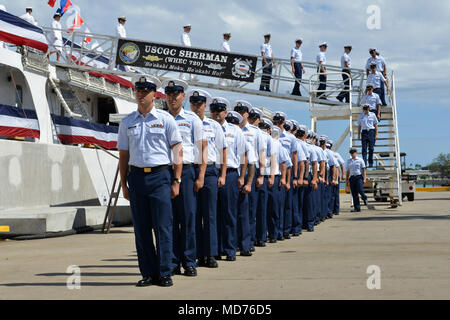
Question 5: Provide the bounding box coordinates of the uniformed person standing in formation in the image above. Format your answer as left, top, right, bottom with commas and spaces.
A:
254, 116, 274, 247
361, 83, 382, 121
118, 75, 183, 287
358, 104, 379, 168
327, 141, 346, 216
234, 101, 266, 253
266, 124, 289, 243
116, 16, 127, 38
337, 45, 352, 103
316, 42, 328, 99
346, 149, 368, 213
20, 7, 38, 26
291, 38, 305, 96
259, 33, 275, 92
48, 13, 62, 62
212, 105, 247, 261
188, 90, 227, 269
163, 79, 205, 277
304, 131, 319, 232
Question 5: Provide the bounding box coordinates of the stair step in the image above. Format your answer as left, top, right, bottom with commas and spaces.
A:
352, 144, 397, 148
352, 138, 395, 141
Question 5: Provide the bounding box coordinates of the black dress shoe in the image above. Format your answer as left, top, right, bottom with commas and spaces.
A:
363, 199, 368, 206
351, 209, 361, 213
240, 250, 252, 257
226, 255, 236, 262
255, 241, 266, 247
327, 215, 333, 219
269, 238, 277, 244
197, 257, 205, 267
205, 257, 218, 268
158, 276, 173, 287
184, 267, 197, 277
292, 232, 300, 237
136, 277, 153, 287
215, 255, 223, 261
307, 228, 314, 232
336, 97, 344, 102
277, 236, 284, 241
171, 266, 182, 276
250, 246, 255, 252
283, 233, 291, 240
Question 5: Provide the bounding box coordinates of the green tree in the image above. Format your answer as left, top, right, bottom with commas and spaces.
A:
427, 153, 450, 177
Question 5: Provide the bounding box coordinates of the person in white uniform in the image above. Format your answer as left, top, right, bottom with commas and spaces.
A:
219, 32, 232, 87
48, 13, 62, 62
116, 16, 127, 38
20, 7, 38, 26
180, 24, 198, 82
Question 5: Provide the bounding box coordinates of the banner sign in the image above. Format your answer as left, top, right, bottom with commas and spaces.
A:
116, 39, 258, 82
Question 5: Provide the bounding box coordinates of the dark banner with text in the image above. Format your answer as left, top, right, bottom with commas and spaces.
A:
116, 39, 258, 82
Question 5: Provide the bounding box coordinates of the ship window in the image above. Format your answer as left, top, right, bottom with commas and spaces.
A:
15, 85, 23, 107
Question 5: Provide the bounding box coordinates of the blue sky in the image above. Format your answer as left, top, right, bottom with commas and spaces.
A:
5, 0, 450, 165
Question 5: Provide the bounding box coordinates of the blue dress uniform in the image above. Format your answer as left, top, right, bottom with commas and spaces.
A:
117, 75, 182, 286
323, 144, 339, 219
329, 144, 344, 215
278, 144, 292, 239
347, 154, 368, 212
256, 118, 273, 245
366, 51, 387, 106
163, 80, 205, 275
278, 120, 297, 239
303, 138, 318, 231
314, 141, 326, 224
292, 136, 307, 234
192, 93, 226, 267
358, 109, 379, 167
233, 102, 266, 251
267, 128, 289, 241
216, 108, 247, 259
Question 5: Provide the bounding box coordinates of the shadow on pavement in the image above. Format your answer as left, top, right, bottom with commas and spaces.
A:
1, 282, 136, 287
348, 215, 450, 221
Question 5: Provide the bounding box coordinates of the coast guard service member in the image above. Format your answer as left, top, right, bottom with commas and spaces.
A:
358, 104, 379, 168
366, 48, 387, 106
311, 132, 325, 225
346, 149, 368, 212
316, 42, 328, 99
229, 109, 253, 257
337, 45, 352, 103
211, 104, 247, 261
20, 7, 38, 26
235, 102, 266, 252
368, 63, 390, 106
188, 90, 227, 269
361, 83, 382, 121
256, 117, 275, 246
219, 32, 232, 87
116, 16, 127, 38
291, 38, 305, 96
48, 13, 62, 62
163, 79, 205, 278
180, 24, 197, 81
267, 126, 288, 243
259, 33, 275, 92
295, 125, 311, 232
320, 136, 339, 219
327, 141, 345, 216
304, 131, 319, 232
290, 121, 307, 236
118, 75, 183, 288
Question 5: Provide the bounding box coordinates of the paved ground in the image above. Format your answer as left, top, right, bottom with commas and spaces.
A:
1, 192, 449, 300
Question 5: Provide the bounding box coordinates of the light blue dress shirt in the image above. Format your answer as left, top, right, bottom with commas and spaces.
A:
367, 71, 386, 89
117, 108, 182, 167
172, 108, 204, 164
358, 112, 379, 130
365, 56, 386, 73
361, 93, 382, 111
221, 122, 246, 169
347, 157, 366, 176
201, 117, 226, 165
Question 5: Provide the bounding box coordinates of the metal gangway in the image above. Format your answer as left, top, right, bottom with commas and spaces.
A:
38, 28, 401, 208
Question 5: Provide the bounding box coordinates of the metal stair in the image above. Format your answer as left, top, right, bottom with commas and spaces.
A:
349, 72, 402, 207
58, 84, 93, 121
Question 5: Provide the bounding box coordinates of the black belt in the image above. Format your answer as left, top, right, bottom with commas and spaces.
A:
194, 163, 216, 169
350, 175, 362, 179
130, 165, 170, 174
227, 168, 238, 173
362, 129, 375, 133
182, 163, 194, 168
